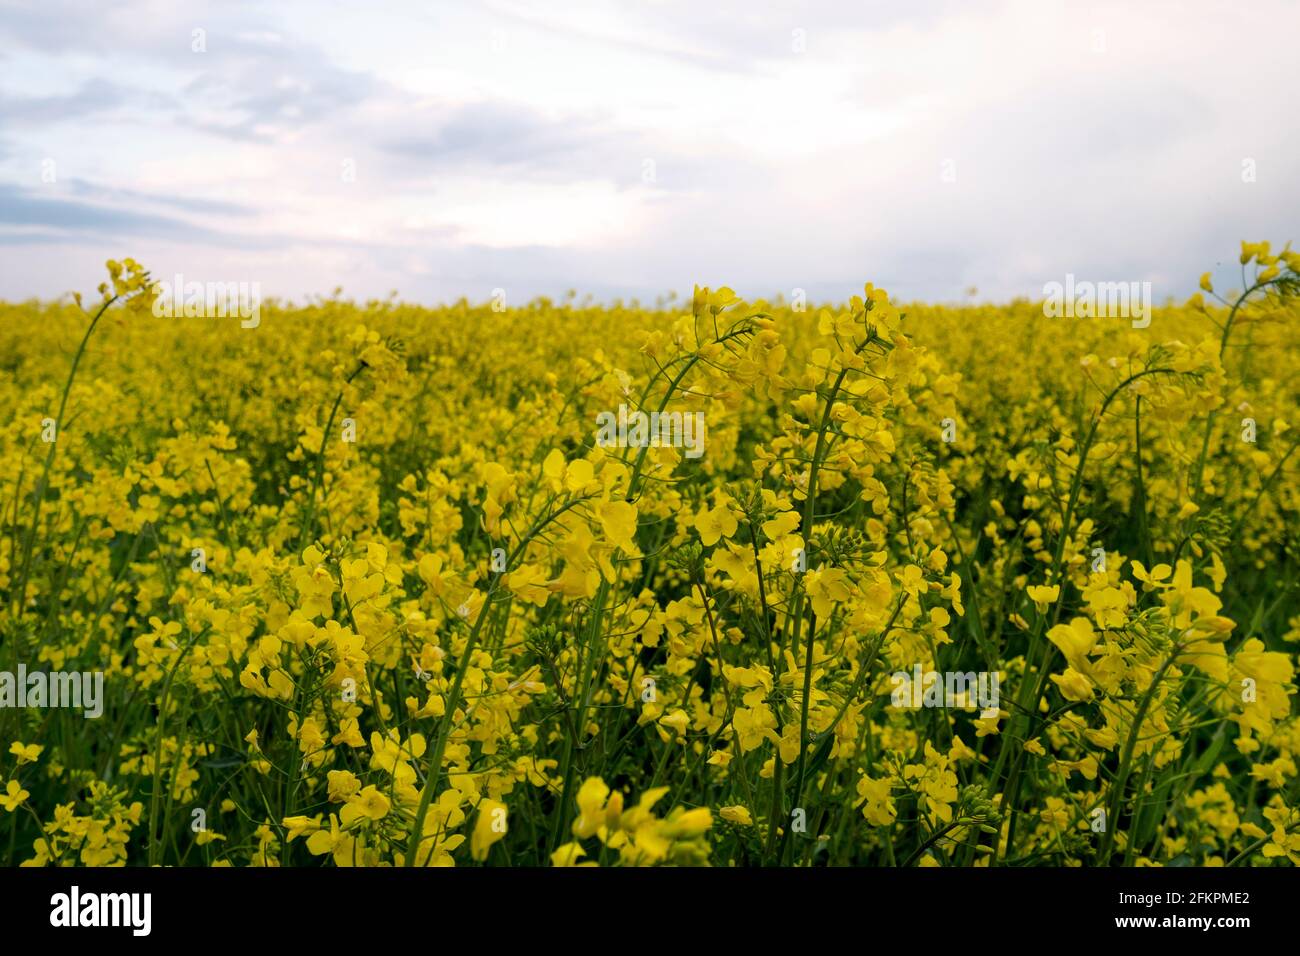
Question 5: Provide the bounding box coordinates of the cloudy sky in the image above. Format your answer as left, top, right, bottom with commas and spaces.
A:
1, 0, 1297, 305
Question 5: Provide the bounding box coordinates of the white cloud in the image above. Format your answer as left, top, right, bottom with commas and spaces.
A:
1, 0, 1297, 304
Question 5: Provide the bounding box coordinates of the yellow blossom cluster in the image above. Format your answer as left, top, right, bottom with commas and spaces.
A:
1, 244, 1297, 867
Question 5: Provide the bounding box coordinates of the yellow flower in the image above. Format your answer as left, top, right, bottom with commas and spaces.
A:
572, 777, 611, 839
806, 566, 851, 619
719, 805, 753, 826
694, 500, 739, 547
657, 709, 690, 741
1240, 240, 1269, 265
943, 573, 965, 616
1, 780, 29, 812
663, 807, 712, 837
327, 770, 362, 803
1130, 560, 1172, 589
1047, 618, 1098, 672
856, 774, 897, 826
596, 500, 639, 554
1051, 667, 1095, 702
8, 743, 42, 765
340, 786, 391, 827
6, 249, 1299, 869
1026, 584, 1059, 612
471, 799, 508, 861
550, 842, 588, 867
973, 709, 1006, 737
282, 815, 322, 841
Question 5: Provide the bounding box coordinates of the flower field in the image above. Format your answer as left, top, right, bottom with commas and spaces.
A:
1, 245, 1298, 867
